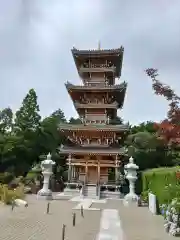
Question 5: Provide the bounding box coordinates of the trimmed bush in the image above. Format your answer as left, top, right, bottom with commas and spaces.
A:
142, 166, 180, 204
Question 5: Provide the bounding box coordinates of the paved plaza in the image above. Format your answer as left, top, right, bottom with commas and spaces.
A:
0, 195, 176, 240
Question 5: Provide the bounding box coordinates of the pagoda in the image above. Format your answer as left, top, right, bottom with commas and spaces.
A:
59, 45, 129, 199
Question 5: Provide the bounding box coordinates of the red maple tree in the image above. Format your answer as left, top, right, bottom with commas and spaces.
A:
146, 68, 180, 146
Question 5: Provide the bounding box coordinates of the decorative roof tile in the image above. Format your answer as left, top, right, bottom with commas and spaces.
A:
59, 145, 127, 155
71, 47, 124, 56
59, 123, 129, 132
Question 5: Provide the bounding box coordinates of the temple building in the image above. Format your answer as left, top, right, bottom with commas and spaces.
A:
59, 45, 129, 199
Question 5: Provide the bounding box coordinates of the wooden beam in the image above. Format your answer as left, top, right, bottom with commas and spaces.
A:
67, 163, 116, 167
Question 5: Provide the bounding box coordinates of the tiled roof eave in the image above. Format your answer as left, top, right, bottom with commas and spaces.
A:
59, 147, 127, 155
71, 47, 124, 56
58, 124, 129, 132
65, 82, 127, 92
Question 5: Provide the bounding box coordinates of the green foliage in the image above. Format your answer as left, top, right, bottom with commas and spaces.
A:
142, 167, 180, 204
141, 190, 149, 202
130, 121, 156, 134
0, 94, 66, 177
126, 131, 158, 150
0, 172, 14, 184
0, 184, 25, 204
14, 89, 41, 132
109, 116, 123, 125
0, 108, 13, 133
125, 121, 176, 171
69, 117, 81, 124
51, 109, 66, 123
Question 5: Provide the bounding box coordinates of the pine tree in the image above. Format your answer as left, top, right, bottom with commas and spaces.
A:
15, 89, 41, 132
51, 109, 67, 123
0, 107, 13, 133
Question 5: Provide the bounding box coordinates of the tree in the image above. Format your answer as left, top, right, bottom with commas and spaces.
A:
126, 130, 173, 170
69, 117, 81, 124
0, 108, 13, 134
131, 121, 156, 134
51, 109, 66, 123
126, 131, 158, 150
14, 89, 41, 132
146, 68, 180, 147
39, 110, 67, 179
110, 116, 123, 125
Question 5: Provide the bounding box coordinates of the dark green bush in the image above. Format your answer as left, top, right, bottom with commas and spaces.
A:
142, 166, 180, 204
0, 172, 14, 184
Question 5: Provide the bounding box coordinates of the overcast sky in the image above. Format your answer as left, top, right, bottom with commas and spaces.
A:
0, 0, 180, 125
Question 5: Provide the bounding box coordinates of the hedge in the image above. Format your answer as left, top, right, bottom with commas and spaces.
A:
142, 166, 180, 204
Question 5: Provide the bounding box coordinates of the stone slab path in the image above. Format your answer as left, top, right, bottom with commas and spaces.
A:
96, 209, 124, 240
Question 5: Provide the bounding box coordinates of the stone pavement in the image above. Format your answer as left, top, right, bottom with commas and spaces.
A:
0, 195, 177, 240
92, 200, 176, 240
0, 195, 101, 240
96, 209, 123, 240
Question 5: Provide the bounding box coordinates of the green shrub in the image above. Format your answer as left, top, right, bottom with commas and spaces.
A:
141, 190, 149, 202
0, 172, 14, 184
142, 166, 180, 204
0, 184, 25, 204
8, 176, 24, 189
25, 170, 40, 181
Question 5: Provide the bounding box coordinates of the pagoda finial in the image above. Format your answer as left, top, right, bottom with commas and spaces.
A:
98, 40, 101, 50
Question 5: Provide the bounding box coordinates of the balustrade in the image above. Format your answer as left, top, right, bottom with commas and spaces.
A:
82, 63, 115, 68
74, 100, 118, 107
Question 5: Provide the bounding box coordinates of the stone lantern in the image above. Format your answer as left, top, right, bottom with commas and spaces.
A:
124, 156, 139, 202
37, 153, 55, 200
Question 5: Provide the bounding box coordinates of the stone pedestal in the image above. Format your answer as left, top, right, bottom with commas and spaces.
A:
37, 153, 55, 200
124, 157, 139, 203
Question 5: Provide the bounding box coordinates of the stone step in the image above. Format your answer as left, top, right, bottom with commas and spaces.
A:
84, 186, 97, 199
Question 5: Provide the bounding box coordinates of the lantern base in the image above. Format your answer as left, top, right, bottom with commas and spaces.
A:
37, 189, 53, 200
124, 193, 138, 203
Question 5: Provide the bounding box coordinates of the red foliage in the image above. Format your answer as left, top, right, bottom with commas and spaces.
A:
146, 68, 180, 146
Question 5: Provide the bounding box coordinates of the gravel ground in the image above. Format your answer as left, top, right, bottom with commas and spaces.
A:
0, 195, 101, 240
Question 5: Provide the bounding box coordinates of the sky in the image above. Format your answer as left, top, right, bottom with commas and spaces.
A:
0, 0, 180, 125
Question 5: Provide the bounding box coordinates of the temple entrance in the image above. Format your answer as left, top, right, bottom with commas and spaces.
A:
87, 166, 97, 184
108, 167, 115, 182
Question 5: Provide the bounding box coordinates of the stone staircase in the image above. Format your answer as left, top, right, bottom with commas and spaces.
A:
84, 185, 97, 199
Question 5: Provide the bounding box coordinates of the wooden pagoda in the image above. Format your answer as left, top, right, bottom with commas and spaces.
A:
59, 45, 129, 197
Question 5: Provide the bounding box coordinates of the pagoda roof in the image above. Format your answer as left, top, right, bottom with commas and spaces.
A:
71, 47, 124, 56
65, 81, 127, 109
65, 81, 127, 91
59, 123, 129, 132
71, 47, 124, 78
59, 145, 127, 156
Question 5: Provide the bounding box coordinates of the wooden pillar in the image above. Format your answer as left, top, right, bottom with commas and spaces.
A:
68, 154, 72, 182
98, 162, 100, 185
85, 161, 88, 184
115, 154, 119, 184
71, 165, 75, 180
